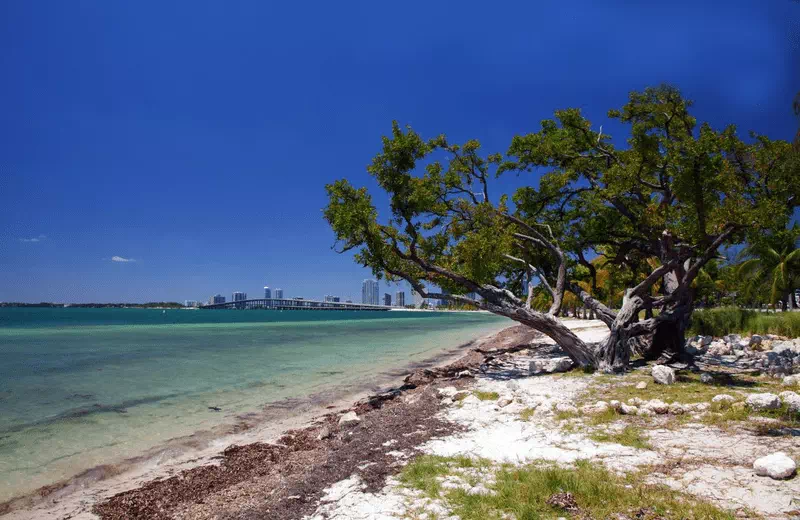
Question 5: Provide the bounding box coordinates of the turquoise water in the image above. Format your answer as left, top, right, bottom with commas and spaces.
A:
0, 308, 508, 501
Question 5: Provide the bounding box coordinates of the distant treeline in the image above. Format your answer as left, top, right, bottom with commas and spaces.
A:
0, 302, 185, 309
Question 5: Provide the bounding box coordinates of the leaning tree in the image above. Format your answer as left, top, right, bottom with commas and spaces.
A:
324, 86, 796, 372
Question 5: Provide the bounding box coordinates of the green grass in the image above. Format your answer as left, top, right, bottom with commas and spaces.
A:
689, 307, 800, 337
702, 400, 800, 431
399, 457, 736, 520
589, 425, 651, 449
592, 371, 768, 407
474, 390, 500, 401
519, 407, 537, 421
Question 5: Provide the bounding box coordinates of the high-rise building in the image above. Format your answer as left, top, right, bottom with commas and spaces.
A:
232, 291, 247, 309
184, 300, 198, 308
395, 291, 406, 307
264, 286, 271, 299
383, 293, 392, 306
210, 294, 225, 305
361, 279, 379, 305
274, 288, 284, 299
324, 295, 340, 303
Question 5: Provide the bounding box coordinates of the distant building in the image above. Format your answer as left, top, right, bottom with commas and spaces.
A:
361, 279, 379, 305
439, 289, 450, 307
210, 294, 225, 305
396, 291, 406, 307
383, 293, 392, 306
264, 286, 271, 299
345, 299, 353, 303
324, 295, 340, 303
232, 291, 247, 309
274, 288, 284, 299
184, 300, 198, 308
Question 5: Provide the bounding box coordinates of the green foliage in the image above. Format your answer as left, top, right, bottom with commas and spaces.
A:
589, 425, 650, 449
689, 307, 800, 337
474, 390, 500, 401
324, 85, 797, 324
735, 225, 800, 307
400, 457, 735, 520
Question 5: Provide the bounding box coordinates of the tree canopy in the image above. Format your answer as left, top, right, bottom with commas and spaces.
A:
324, 86, 798, 371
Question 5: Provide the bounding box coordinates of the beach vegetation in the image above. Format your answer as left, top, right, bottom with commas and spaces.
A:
400, 457, 735, 519
473, 390, 500, 401
689, 307, 800, 337
589, 425, 650, 449
324, 85, 797, 372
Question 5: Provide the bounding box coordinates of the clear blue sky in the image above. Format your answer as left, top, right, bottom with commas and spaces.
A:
1, 1, 798, 303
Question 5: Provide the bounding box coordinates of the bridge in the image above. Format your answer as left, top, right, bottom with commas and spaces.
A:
201, 297, 391, 311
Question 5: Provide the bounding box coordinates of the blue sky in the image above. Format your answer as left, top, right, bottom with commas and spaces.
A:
1, 1, 798, 303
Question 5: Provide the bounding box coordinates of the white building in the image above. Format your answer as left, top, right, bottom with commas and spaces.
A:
274, 288, 284, 299
361, 279, 379, 305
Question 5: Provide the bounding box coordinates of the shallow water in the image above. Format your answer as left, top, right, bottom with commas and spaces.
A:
0, 308, 508, 501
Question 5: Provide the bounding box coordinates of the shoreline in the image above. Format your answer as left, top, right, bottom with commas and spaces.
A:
0, 321, 523, 519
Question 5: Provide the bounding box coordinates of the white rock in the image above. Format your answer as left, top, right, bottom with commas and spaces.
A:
461, 395, 481, 406
497, 397, 513, 408
619, 404, 639, 415
628, 397, 645, 406
711, 394, 736, 404
555, 403, 578, 414
635, 381, 648, 390
700, 372, 714, 384
437, 386, 459, 397
643, 399, 669, 414
637, 407, 656, 417
745, 393, 781, 411
753, 452, 797, 480
668, 402, 688, 415
783, 374, 800, 386
689, 402, 710, 412
609, 400, 622, 410
338, 411, 361, 427
778, 391, 800, 412
651, 365, 676, 385
581, 401, 610, 415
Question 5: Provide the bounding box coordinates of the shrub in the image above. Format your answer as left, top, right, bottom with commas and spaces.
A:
689, 307, 800, 337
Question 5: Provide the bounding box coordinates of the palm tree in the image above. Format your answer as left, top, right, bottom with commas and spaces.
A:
736, 226, 800, 310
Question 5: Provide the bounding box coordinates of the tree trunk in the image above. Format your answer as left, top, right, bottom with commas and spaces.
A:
489, 304, 597, 367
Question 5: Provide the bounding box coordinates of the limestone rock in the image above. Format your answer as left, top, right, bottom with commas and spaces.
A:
529, 357, 573, 375
712, 394, 736, 404
779, 391, 800, 412
635, 381, 648, 390
338, 411, 361, 427
753, 452, 797, 480
619, 404, 638, 415
317, 426, 332, 440
749, 335, 763, 347
497, 397, 513, 408
555, 403, 578, 414
642, 399, 669, 414
628, 397, 645, 406
668, 402, 688, 415
745, 393, 781, 411
609, 400, 622, 410
783, 374, 800, 386
651, 365, 676, 385
700, 372, 714, 384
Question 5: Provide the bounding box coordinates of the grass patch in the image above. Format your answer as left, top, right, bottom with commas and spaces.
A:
690, 307, 800, 337
519, 407, 536, 421
398, 455, 491, 498
400, 457, 735, 520
702, 401, 800, 431
590, 425, 651, 449
554, 408, 580, 421
593, 371, 768, 407
474, 390, 500, 401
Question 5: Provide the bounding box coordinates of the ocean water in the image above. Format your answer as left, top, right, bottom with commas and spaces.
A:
0, 308, 509, 502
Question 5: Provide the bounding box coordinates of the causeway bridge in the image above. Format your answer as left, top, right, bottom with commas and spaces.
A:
201, 298, 390, 311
